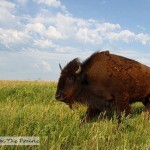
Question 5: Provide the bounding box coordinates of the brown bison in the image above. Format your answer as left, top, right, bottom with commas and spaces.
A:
55, 51, 150, 124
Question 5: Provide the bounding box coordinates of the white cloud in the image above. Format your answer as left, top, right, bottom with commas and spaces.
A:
0, 28, 29, 48
0, 0, 15, 10
0, 0, 150, 81
36, 0, 62, 8
106, 30, 150, 44
29, 11, 150, 45
26, 23, 46, 35
46, 26, 63, 39
0, 0, 20, 29
96, 22, 120, 32
41, 60, 51, 72
42, 13, 121, 44
107, 30, 135, 43
34, 60, 52, 72
26, 23, 64, 40
55, 46, 81, 53
49, 13, 78, 39
34, 39, 55, 48
76, 27, 102, 44
33, 39, 79, 52
136, 33, 150, 45
0, 0, 149, 52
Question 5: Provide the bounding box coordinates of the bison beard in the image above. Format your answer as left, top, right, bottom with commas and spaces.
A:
55, 51, 150, 125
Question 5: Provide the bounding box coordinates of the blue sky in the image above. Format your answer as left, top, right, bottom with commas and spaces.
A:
0, 0, 150, 81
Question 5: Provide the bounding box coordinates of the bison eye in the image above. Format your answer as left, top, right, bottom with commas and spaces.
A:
69, 76, 75, 82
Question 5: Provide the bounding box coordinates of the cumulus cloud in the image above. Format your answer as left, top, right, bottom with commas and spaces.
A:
0, 0, 15, 10
0, 28, 29, 48
46, 26, 63, 39
33, 39, 55, 49
136, 33, 150, 45
34, 60, 52, 72
41, 60, 51, 72
76, 27, 102, 44
31, 11, 150, 45
107, 30, 135, 43
2, 0, 147, 50
0, 0, 20, 29
35, 0, 62, 8
0, 0, 150, 80
55, 46, 81, 53
26, 23, 63, 40
75, 22, 120, 44
96, 22, 121, 32
26, 23, 46, 35
106, 30, 150, 45
0, 0, 150, 50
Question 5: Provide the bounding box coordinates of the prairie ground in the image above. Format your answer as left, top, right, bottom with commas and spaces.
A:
0, 80, 149, 150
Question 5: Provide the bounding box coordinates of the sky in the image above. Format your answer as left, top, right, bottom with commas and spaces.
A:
0, 0, 150, 81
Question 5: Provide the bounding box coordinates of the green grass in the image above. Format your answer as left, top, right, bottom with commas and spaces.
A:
0, 80, 150, 150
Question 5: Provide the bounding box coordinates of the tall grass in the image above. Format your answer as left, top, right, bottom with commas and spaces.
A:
0, 80, 149, 150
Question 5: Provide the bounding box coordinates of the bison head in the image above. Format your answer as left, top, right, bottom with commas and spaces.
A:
55, 58, 87, 108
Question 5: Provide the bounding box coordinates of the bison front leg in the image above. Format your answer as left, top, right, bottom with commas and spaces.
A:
143, 95, 150, 113
80, 106, 100, 127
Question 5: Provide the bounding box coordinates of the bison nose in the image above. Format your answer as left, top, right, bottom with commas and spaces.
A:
55, 93, 63, 100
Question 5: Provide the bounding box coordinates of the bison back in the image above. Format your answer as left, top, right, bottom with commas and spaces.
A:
83, 51, 150, 101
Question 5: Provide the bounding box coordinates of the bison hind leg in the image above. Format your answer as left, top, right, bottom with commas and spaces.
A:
114, 95, 132, 124
143, 94, 150, 113
116, 104, 132, 124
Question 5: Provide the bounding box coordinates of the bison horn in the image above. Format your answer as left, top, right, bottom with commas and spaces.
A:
59, 63, 62, 71
75, 62, 82, 74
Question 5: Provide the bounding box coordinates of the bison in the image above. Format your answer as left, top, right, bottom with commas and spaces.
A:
55, 51, 150, 124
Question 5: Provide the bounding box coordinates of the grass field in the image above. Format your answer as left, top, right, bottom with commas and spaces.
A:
0, 80, 150, 150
